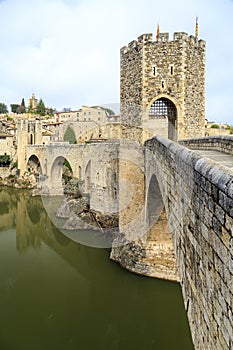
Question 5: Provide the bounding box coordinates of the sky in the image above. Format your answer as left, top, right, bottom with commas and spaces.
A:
0, 0, 233, 124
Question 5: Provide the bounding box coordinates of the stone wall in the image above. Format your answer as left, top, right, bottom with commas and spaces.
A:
0, 135, 14, 158
145, 136, 233, 349
83, 141, 120, 214
120, 37, 144, 126
0, 167, 11, 179
180, 136, 233, 155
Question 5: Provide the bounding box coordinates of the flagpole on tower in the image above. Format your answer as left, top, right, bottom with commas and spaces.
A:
195, 16, 199, 39
156, 23, 160, 41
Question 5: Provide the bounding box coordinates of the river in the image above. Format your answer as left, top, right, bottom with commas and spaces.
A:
0, 187, 194, 350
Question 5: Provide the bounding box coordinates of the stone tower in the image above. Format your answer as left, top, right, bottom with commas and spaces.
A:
29, 93, 38, 110
120, 31, 206, 141
17, 119, 43, 175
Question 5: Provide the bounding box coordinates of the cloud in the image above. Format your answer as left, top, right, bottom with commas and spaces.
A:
0, 0, 232, 124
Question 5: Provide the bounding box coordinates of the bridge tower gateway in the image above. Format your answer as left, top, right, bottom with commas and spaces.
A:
120, 31, 206, 141
17, 119, 43, 175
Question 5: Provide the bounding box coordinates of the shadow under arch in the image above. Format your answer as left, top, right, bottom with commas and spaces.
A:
146, 174, 165, 229
145, 173, 179, 280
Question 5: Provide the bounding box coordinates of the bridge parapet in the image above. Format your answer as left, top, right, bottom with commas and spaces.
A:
145, 136, 233, 349
179, 136, 233, 155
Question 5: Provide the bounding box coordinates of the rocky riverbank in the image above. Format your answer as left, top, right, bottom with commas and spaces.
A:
0, 174, 37, 189
56, 195, 119, 237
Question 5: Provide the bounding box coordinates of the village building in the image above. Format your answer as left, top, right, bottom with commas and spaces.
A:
204, 119, 231, 136
0, 132, 14, 158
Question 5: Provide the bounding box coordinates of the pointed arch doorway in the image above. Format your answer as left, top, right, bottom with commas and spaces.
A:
149, 97, 178, 141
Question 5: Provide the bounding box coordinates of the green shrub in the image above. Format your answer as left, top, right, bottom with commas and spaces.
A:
210, 124, 219, 129
64, 160, 72, 173
226, 125, 233, 134
11, 160, 18, 169
0, 154, 10, 166
63, 126, 77, 144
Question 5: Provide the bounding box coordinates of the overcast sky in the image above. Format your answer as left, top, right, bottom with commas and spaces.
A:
0, 0, 232, 124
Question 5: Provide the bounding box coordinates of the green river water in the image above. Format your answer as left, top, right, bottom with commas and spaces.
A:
0, 187, 194, 350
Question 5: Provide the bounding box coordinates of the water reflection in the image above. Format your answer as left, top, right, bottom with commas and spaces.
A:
0, 187, 17, 230
0, 188, 116, 281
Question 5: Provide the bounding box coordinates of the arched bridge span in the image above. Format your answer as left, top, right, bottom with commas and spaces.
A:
25, 141, 120, 214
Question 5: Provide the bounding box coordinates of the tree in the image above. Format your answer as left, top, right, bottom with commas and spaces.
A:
11, 104, 20, 113
20, 98, 26, 113
10, 99, 26, 114
63, 126, 77, 144
36, 99, 46, 116
0, 103, 8, 114
47, 107, 55, 116
226, 124, 233, 134
27, 100, 34, 114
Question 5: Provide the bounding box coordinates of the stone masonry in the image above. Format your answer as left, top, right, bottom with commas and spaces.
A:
180, 136, 233, 155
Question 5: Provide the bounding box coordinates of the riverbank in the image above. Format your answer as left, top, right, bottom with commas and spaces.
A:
0, 174, 36, 189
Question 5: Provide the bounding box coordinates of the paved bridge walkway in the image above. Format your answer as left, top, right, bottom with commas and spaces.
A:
191, 149, 233, 168
179, 136, 233, 169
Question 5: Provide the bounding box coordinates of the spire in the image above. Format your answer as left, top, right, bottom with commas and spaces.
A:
195, 16, 199, 39
156, 23, 160, 41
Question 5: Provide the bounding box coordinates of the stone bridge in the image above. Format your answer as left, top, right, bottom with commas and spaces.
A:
144, 135, 233, 350
19, 135, 233, 349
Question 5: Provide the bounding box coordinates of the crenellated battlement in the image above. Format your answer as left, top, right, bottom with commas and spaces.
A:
121, 32, 206, 53
137, 33, 153, 43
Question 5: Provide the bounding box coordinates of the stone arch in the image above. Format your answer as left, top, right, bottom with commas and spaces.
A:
84, 160, 91, 193
27, 154, 42, 178
50, 156, 74, 194
147, 94, 180, 141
